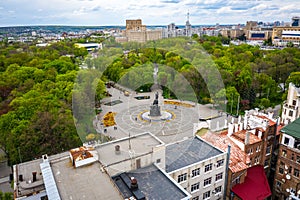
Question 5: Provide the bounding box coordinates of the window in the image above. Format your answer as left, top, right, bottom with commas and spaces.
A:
297, 156, 300, 163
289, 166, 293, 174
203, 191, 210, 199
289, 110, 293, 117
279, 162, 284, 174
204, 177, 212, 187
204, 163, 212, 172
192, 168, 200, 178
284, 137, 290, 145
264, 159, 269, 168
214, 186, 222, 194
293, 100, 297, 106
266, 146, 271, 155
276, 181, 282, 187
215, 173, 223, 182
192, 197, 199, 200
282, 150, 287, 157
256, 145, 261, 152
177, 173, 187, 183
232, 176, 240, 184
248, 148, 253, 155
255, 156, 260, 164
191, 182, 200, 192
291, 154, 294, 161
294, 169, 299, 177
216, 159, 224, 167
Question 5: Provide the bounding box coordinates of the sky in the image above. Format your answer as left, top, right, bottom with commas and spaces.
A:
0, 0, 299, 27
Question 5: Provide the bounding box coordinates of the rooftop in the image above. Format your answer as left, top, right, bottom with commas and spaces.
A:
201, 131, 250, 173
231, 165, 271, 200
231, 130, 261, 145
95, 132, 164, 167
51, 155, 123, 200
112, 164, 190, 200
281, 117, 300, 138
165, 136, 224, 173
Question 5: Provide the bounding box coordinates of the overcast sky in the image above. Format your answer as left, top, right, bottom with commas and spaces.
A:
0, 0, 299, 27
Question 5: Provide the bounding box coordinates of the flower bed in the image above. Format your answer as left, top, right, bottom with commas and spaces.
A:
164, 100, 194, 108
102, 112, 117, 127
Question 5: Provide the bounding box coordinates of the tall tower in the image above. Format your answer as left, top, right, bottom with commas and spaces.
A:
185, 11, 192, 37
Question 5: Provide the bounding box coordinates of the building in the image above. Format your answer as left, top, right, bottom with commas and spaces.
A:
13, 132, 227, 200
272, 16, 300, 46
112, 164, 191, 200
201, 110, 276, 199
282, 82, 300, 125
74, 43, 102, 51
117, 19, 162, 43
165, 136, 228, 200
273, 117, 300, 199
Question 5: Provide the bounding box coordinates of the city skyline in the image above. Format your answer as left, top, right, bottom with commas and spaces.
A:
0, 0, 299, 27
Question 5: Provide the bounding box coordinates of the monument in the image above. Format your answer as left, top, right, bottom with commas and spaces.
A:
149, 92, 161, 117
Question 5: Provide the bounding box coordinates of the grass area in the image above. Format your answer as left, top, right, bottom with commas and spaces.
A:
196, 128, 209, 137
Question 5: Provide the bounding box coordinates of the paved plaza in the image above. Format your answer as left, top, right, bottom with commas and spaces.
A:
95, 85, 220, 144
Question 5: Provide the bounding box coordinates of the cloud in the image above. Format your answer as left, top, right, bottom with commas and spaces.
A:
161, 0, 180, 3
0, 0, 297, 26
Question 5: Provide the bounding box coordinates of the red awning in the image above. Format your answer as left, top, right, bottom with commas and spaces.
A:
231, 165, 271, 200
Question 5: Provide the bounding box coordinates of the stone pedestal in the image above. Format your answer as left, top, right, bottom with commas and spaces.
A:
149, 105, 161, 116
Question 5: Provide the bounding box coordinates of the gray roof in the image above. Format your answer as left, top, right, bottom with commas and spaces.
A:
112, 164, 189, 200
166, 136, 223, 172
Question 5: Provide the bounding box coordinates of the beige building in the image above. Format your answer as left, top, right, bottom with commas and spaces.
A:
117, 19, 162, 43
272, 16, 300, 46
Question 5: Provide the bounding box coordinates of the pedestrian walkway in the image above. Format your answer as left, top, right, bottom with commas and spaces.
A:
94, 86, 221, 144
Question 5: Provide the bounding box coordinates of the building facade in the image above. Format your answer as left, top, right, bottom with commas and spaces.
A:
274, 117, 300, 200
166, 136, 228, 200
282, 82, 300, 125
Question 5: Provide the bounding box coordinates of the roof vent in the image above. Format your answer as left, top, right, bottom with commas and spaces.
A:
115, 145, 121, 155
130, 177, 138, 190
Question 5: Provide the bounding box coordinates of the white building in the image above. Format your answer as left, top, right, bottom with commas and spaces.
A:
282, 82, 300, 124
165, 136, 228, 200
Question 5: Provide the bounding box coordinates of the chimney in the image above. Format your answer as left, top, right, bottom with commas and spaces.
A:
19, 174, 23, 182
244, 115, 248, 130
228, 123, 234, 136
32, 172, 37, 182
130, 177, 138, 190
245, 132, 250, 145
115, 145, 121, 155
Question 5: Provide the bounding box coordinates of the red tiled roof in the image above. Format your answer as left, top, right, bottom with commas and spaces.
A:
231, 130, 261, 144
231, 165, 271, 200
257, 115, 276, 126
201, 131, 250, 173
277, 124, 284, 136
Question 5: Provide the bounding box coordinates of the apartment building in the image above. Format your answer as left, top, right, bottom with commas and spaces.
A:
201, 109, 276, 199
165, 136, 228, 200
273, 117, 300, 200
282, 82, 300, 125
13, 133, 227, 200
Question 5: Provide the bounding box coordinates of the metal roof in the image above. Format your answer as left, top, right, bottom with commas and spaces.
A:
281, 117, 300, 139
165, 136, 223, 173
40, 160, 61, 200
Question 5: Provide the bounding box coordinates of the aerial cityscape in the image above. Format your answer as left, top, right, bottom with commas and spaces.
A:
0, 0, 300, 200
